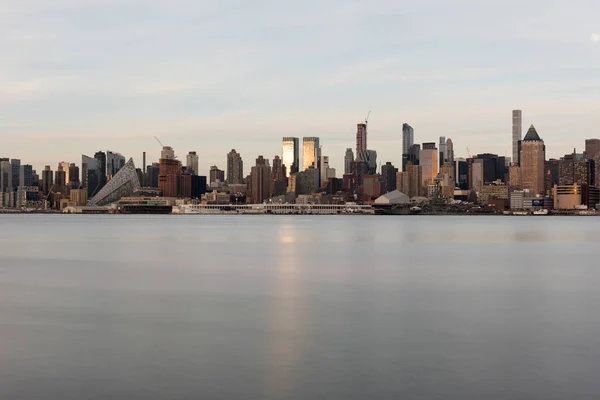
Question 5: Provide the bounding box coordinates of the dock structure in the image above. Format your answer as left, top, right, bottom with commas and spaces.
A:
177, 203, 373, 215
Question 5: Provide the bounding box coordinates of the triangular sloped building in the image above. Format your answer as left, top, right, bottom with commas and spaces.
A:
88, 158, 140, 206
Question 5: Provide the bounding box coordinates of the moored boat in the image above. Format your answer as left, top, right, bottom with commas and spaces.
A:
579, 210, 596, 216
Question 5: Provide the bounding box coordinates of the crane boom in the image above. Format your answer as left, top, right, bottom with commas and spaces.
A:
45, 184, 56, 201
154, 136, 164, 148
365, 110, 371, 125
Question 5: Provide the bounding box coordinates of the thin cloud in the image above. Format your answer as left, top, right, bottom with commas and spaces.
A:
1, 0, 600, 173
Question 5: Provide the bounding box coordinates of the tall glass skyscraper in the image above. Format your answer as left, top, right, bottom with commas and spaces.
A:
512, 110, 522, 165
11, 159, 20, 191
94, 151, 107, 190
302, 137, 320, 171
402, 123, 414, 171
106, 151, 126, 178
402, 123, 414, 156
82, 155, 102, 197
282, 137, 299, 177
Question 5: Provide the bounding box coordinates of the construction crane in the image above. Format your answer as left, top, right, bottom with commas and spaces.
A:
466, 147, 473, 158
153, 136, 178, 160
365, 110, 371, 125
44, 184, 57, 210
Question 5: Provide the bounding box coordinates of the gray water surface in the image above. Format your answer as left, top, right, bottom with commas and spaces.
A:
1, 215, 599, 399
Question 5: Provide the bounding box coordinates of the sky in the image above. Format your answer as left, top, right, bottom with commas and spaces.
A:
1, 0, 600, 175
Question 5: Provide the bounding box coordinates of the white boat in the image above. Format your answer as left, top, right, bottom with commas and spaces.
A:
533, 209, 549, 215
579, 210, 596, 216
513, 211, 530, 216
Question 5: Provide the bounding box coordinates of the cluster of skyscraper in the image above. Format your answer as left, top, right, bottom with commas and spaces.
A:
3, 109, 600, 211
1, 158, 86, 208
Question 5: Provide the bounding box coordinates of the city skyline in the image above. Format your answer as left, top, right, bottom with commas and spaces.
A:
2, 113, 600, 178
1, 1, 600, 173
3, 113, 600, 211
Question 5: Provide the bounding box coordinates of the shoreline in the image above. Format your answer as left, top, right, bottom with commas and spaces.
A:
0, 211, 597, 217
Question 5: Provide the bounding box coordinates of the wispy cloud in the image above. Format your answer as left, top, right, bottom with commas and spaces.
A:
1, 0, 600, 172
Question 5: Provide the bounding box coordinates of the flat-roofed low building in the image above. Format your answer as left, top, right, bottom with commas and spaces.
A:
510, 190, 525, 210
228, 183, 247, 195
16, 186, 41, 208
523, 196, 552, 210
133, 187, 162, 197
69, 188, 88, 206
479, 183, 509, 204
553, 184, 600, 210
202, 190, 231, 205
554, 185, 583, 210
117, 196, 174, 214
296, 194, 320, 204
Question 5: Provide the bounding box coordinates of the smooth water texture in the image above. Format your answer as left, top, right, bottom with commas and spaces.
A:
1, 215, 599, 400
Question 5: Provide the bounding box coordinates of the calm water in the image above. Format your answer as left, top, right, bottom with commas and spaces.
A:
1, 215, 599, 400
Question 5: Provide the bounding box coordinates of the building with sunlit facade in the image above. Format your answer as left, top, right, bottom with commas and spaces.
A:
302, 137, 320, 171
282, 137, 299, 178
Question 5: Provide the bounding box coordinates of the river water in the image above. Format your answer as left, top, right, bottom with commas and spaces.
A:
1, 215, 599, 399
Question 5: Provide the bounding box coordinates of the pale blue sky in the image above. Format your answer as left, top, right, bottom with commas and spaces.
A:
1, 0, 599, 174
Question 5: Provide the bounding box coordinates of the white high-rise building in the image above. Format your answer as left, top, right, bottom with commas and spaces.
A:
439, 137, 447, 166
319, 151, 336, 186
186, 151, 199, 175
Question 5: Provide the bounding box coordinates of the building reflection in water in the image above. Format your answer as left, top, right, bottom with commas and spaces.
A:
262, 223, 308, 398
